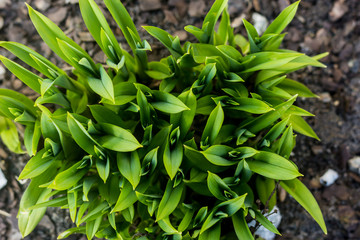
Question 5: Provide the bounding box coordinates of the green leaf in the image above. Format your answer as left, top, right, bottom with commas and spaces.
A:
137, 88, 152, 128
280, 178, 327, 234
104, 0, 141, 53
200, 194, 246, 233
67, 113, 99, 156
199, 223, 221, 240
248, 151, 302, 180
286, 114, 319, 140
255, 175, 276, 211
146, 61, 173, 80
79, 0, 122, 62
243, 19, 260, 53
97, 123, 142, 152
164, 140, 183, 180
117, 151, 141, 189
202, 145, 235, 166
156, 179, 184, 221
277, 78, 318, 98
151, 91, 190, 114
143, 26, 182, 57
87, 65, 115, 103
232, 211, 254, 240
253, 209, 281, 235
67, 189, 78, 222
27, 4, 94, 68
170, 90, 197, 139
264, 1, 300, 35
18, 167, 56, 237
229, 97, 274, 114
207, 172, 234, 201
201, 103, 224, 148
48, 160, 89, 190
0, 117, 24, 153
240, 95, 297, 134
0, 41, 66, 79
18, 148, 55, 180
0, 55, 42, 93
202, 0, 228, 43
24, 120, 41, 156
96, 157, 110, 183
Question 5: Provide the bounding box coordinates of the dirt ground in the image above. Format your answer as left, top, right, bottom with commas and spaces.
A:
0, 0, 359, 239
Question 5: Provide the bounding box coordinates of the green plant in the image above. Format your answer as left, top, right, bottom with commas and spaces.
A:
0, 0, 328, 239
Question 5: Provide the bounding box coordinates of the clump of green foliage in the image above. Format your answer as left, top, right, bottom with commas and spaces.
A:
0, 0, 328, 239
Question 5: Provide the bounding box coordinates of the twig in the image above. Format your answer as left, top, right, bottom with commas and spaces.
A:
0, 209, 11, 217
264, 180, 280, 214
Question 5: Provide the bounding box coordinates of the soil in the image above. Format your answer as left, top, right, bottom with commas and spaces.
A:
0, 0, 359, 239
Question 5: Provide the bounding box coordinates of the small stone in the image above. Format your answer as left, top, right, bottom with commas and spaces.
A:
65, 0, 79, 4
278, 187, 287, 202
339, 43, 354, 60
333, 185, 350, 201
34, 0, 51, 11
231, 15, 245, 28
320, 169, 339, 187
311, 145, 323, 155
0, 16, 4, 30
174, 30, 187, 42
315, 28, 330, 47
252, 13, 268, 35
78, 32, 94, 42
12, 79, 23, 90
0, 169, 7, 190
0, 148, 7, 159
139, 0, 162, 12
0, 64, 5, 80
48, 7, 68, 24
0, 0, 10, 9
164, 10, 178, 25
349, 156, 360, 175
188, 0, 206, 17
309, 178, 322, 189
278, 0, 290, 10
319, 92, 332, 103
329, 0, 348, 22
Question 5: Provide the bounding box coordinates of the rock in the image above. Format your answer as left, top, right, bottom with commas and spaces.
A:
319, 169, 339, 187
139, 0, 162, 12
0, 148, 7, 159
0, 16, 4, 30
309, 178, 322, 189
48, 7, 68, 24
349, 156, 360, 175
12, 79, 23, 90
319, 92, 332, 103
278, 187, 287, 202
0, 169, 7, 190
231, 15, 245, 28
188, 0, 206, 17
278, 0, 290, 11
315, 28, 330, 47
164, 10, 178, 25
249, 206, 282, 240
0, 64, 5, 80
0, 0, 10, 9
339, 43, 354, 60
311, 145, 323, 155
34, 0, 51, 11
174, 30, 187, 41
329, 0, 348, 22
78, 32, 94, 42
252, 13, 268, 35
65, 0, 79, 4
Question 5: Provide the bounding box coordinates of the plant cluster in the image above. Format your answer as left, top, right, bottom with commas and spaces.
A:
0, 0, 327, 239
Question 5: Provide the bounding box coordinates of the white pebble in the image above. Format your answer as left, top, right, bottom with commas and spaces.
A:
252, 13, 268, 35
349, 156, 360, 175
319, 169, 339, 187
248, 206, 282, 240
0, 64, 5, 80
0, 169, 7, 190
